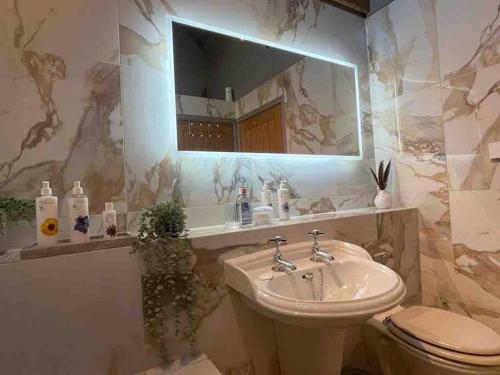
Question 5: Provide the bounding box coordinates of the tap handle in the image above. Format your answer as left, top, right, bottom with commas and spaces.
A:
269, 236, 287, 245
269, 236, 287, 253
308, 230, 324, 245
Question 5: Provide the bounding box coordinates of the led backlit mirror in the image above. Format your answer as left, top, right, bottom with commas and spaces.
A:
173, 21, 361, 156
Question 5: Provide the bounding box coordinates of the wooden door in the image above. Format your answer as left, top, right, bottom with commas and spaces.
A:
238, 103, 285, 153
177, 118, 235, 152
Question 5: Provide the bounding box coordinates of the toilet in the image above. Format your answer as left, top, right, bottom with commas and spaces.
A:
363, 305, 500, 375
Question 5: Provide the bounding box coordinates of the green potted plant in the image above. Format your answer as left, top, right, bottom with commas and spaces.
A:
132, 200, 197, 364
0, 197, 35, 253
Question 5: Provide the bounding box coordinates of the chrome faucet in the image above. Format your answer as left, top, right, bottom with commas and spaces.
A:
308, 230, 334, 263
269, 236, 297, 272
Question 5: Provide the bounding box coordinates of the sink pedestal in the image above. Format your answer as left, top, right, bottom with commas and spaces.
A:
274, 322, 345, 375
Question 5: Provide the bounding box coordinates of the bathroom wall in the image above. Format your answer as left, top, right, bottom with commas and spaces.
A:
0, 0, 126, 245
0, 0, 375, 241
120, 0, 376, 231
367, 0, 500, 332
0, 208, 420, 374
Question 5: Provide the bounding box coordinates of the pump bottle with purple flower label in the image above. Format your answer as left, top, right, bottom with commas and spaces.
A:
68, 181, 90, 243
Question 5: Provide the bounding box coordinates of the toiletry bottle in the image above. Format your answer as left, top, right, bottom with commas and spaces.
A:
103, 202, 117, 239
35, 181, 59, 247
236, 187, 252, 226
277, 180, 290, 221
68, 181, 90, 243
261, 182, 273, 207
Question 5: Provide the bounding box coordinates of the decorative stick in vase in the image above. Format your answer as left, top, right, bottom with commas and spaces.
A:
370, 160, 392, 209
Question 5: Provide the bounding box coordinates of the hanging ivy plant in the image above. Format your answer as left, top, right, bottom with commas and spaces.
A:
0, 196, 36, 236
133, 200, 197, 364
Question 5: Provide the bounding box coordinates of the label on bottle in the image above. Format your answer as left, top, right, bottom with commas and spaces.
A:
36, 198, 59, 246
278, 190, 290, 220
69, 197, 90, 242
239, 201, 252, 225
103, 212, 117, 238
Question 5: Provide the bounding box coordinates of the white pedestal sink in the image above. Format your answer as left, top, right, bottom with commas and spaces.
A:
224, 240, 406, 375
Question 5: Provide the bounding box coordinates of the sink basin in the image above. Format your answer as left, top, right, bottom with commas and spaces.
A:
225, 239, 406, 327
224, 239, 406, 375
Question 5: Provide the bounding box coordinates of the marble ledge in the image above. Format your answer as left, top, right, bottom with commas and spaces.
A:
0, 207, 416, 265
187, 207, 416, 239
0, 234, 135, 265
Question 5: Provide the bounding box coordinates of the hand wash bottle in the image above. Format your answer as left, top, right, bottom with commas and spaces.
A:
278, 180, 290, 221
68, 181, 90, 243
236, 187, 252, 226
36, 181, 59, 247
103, 202, 117, 239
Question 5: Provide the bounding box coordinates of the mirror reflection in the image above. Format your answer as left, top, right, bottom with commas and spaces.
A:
173, 22, 360, 156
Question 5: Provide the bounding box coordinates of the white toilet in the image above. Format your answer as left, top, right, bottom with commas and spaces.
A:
363, 305, 500, 375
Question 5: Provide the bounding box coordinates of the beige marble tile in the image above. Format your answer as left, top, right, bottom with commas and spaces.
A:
441, 77, 481, 156
436, 0, 500, 80
177, 95, 235, 119
450, 190, 500, 252
396, 86, 445, 155
367, 0, 440, 101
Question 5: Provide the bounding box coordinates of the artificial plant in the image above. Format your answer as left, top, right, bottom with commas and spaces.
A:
133, 200, 196, 364
0, 196, 36, 236
370, 160, 391, 190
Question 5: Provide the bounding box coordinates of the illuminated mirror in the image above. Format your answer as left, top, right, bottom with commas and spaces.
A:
173, 21, 361, 156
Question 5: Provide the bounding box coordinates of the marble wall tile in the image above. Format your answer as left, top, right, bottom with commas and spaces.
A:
441, 64, 500, 192
435, 0, 500, 80
283, 57, 360, 155
177, 95, 235, 119
368, 0, 500, 334
367, 0, 440, 103
450, 190, 500, 252
179, 155, 253, 207
395, 86, 445, 156
0, 0, 119, 68
251, 157, 374, 202
0, 0, 124, 229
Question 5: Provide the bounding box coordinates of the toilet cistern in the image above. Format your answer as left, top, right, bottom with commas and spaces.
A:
308, 230, 334, 263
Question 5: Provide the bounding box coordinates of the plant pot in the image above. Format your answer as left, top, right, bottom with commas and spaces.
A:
374, 190, 392, 209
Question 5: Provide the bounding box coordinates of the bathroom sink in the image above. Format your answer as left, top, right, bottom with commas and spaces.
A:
224, 240, 406, 327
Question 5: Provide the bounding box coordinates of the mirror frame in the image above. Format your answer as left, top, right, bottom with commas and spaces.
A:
166, 16, 364, 160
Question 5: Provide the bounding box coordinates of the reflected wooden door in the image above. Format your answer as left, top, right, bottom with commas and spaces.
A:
238, 103, 285, 153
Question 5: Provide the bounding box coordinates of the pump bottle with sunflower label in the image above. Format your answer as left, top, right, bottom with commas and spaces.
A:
36, 181, 59, 247
68, 181, 90, 243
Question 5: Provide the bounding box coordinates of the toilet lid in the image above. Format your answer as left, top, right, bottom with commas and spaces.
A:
389, 306, 500, 356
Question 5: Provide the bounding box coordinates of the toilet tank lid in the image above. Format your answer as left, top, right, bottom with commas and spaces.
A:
390, 306, 500, 356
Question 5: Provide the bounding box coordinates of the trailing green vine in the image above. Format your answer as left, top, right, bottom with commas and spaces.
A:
133, 200, 197, 364
0, 196, 35, 236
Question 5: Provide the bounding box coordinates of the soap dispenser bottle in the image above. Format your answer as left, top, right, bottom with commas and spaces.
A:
261, 182, 273, 207
68, 181, 90, 243
277, 180, 290, 221
35, 181, 59, 247
103, 202, 117, 239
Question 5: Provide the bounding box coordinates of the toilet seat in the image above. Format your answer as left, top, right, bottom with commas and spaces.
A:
386, 306, 500, 367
